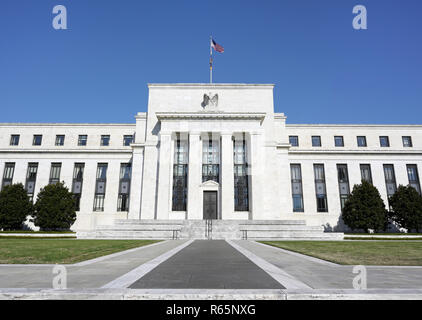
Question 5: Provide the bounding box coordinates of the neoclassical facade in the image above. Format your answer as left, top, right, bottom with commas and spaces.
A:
1, 83, 421, 233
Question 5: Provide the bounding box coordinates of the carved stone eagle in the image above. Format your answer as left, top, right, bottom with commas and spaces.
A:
201, 93, 218, 108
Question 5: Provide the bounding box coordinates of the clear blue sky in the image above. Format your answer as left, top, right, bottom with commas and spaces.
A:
1, 0, 421, 124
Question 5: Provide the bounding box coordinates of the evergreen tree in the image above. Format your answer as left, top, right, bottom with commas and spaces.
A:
342, 180, 388, 233
33, 182, 76, 231
389, 185, 422, 232
0, 183, 33, 230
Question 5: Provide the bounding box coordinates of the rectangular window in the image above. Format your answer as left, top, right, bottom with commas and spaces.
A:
55, 135, 65, 146
234, 136, 249, 211
10, 135, 20, 146
289, 136, 299, 147
380, 136, 390, 147
49, 163, 61, 185
337, 164, 350, 211
357, 136, 367, 147
25, 163, 38, 202
314, 164, 328, 212
334, 136, 344, 147
312, 136, 321, 147
123, 135, 134, 146
172, 134, 188, 211
290, 164, 304, 212
118, 163, 132, 211
33, 135, 42, 146
94, 163, 108, 211
360, 164, 373, 184
78, 135, 87, 146
383, 164, 397, 197
72, 163, 85, 211
407, 165, 421, 195
101, 135, 110, 146
1, 163, 15, 190
202, 135, 220, 183
403, 136, 413, 148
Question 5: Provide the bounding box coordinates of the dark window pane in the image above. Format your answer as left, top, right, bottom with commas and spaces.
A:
357, 136, 367, 147
312, 136, 321, 147
289, 136, 299, 147
334, 136, 344, 147
380, 136, 390, 147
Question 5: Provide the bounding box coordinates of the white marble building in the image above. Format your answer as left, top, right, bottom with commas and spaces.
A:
0, 83, 421, 235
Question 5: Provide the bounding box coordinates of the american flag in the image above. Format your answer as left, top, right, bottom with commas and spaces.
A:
211, 39, 224, 53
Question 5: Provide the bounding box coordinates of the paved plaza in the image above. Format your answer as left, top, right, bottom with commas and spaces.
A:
1, 240, 422, 299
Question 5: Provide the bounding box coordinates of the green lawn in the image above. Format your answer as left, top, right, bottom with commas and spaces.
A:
0, 239, 159, 264
261, 241, 422, 266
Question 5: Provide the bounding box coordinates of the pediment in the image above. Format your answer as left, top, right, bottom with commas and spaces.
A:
201, 180, 219, 187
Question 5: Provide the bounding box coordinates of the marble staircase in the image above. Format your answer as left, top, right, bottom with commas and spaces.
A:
77, 219, 344, 240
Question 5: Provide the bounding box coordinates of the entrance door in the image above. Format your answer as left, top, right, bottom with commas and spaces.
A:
203, 191, 218, 219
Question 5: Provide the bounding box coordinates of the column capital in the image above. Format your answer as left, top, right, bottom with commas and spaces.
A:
189, 131, 201, 136
220, 131, 233, 137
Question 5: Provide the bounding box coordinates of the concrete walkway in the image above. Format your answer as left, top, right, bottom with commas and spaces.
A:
130, 240, 283, 289
234, 241, 422, 289
1, 239, 422, 295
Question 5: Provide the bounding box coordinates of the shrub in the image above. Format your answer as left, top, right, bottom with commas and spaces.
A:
342, 180, 388, 233
0, 183, 33, 230
389, 185, 422, 232
33, 182, 76, 231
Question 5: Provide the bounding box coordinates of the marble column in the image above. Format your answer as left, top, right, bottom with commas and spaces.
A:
248, 132, 264, 220
128, 145, 144, 219
187, 132, 201, 219
221, 132, 234, 219
156, 133, 172, 219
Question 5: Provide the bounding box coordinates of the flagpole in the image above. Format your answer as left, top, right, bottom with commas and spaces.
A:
209, 35, 213, 83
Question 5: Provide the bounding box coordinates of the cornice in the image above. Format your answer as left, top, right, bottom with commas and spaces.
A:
155, 112, 266, 121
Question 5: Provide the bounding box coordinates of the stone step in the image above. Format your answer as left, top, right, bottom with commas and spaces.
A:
239, 225, 323, 231
96, 225, 182, 231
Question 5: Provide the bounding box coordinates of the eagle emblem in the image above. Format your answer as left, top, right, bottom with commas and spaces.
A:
201, 93, 218, 109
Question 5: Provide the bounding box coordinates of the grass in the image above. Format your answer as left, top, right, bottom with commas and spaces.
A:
0, 239, 159, 264
345, 237, 422, 241
261, 241, 422, 266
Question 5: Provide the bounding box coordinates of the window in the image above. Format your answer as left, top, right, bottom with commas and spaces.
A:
123, 135, 134, 146
403, 136, 413, 148
202, 135, 220, 183
49, 163, 61, 184
334, 136, 344, 147
234, 136, 249, 211
10, 135, 20, 146
33, 135, 42, 146
72, 163, 85, 211
55, 135, 65, 146
407, 165, 421, 195
172, 134, 188, 211
360, 164, 372, 184
289, 136, 299, 147
314, 164, 328, 212
2, 163, 15, 190
101, 135, 110, 146
380, 136, 390, 147
357, 136, 367, 147
118, 163, 132, 211
337, 164, 350, 211
290, 164, 304, 212
25, 163, 38, 203
78, 135, 87, 146
312, 136, 321, 147
94, 163, 108, 211
383, 164, 397, 197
